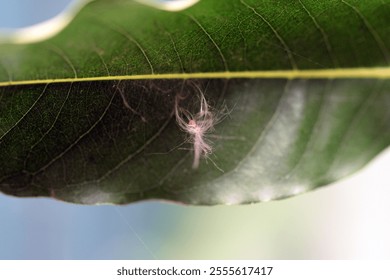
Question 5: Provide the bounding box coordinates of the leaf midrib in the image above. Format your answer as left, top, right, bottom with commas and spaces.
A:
0, 67, 390, 87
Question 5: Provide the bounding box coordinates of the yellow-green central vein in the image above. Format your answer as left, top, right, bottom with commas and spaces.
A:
0, 67, 389, 87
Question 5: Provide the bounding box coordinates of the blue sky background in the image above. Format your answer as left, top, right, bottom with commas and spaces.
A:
0, 0, 389, 260
0, 0, 73, 28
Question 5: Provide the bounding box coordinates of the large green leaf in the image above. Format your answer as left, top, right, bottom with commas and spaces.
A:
0, 0, 389, 205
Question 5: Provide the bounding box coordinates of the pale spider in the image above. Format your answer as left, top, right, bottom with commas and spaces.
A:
174, 87, 220, 169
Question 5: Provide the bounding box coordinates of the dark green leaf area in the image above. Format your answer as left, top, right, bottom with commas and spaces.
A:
0, 79, 388, 205
1, 0, 390, 82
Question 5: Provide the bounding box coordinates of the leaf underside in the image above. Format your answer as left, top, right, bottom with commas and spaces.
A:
0, 0, 389, 205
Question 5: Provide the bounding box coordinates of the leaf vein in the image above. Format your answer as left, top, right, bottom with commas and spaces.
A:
108, 24, 155, 74
47, 44, 79, 78
31, 89, 117, 175
240, 0, 298, 70
23, 83, 73, 169
341, 0, 390, 65
188, 15, 229, 72
298, 0, 339, 68
0, 84, 48, 142
325, 80, 384, 176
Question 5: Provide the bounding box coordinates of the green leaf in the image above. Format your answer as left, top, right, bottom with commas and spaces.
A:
0, 0, 389, 205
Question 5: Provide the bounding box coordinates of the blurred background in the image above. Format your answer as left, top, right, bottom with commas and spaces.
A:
0, 0, 73, 28
0, 149, 389, 259
0, 0, 389, 259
